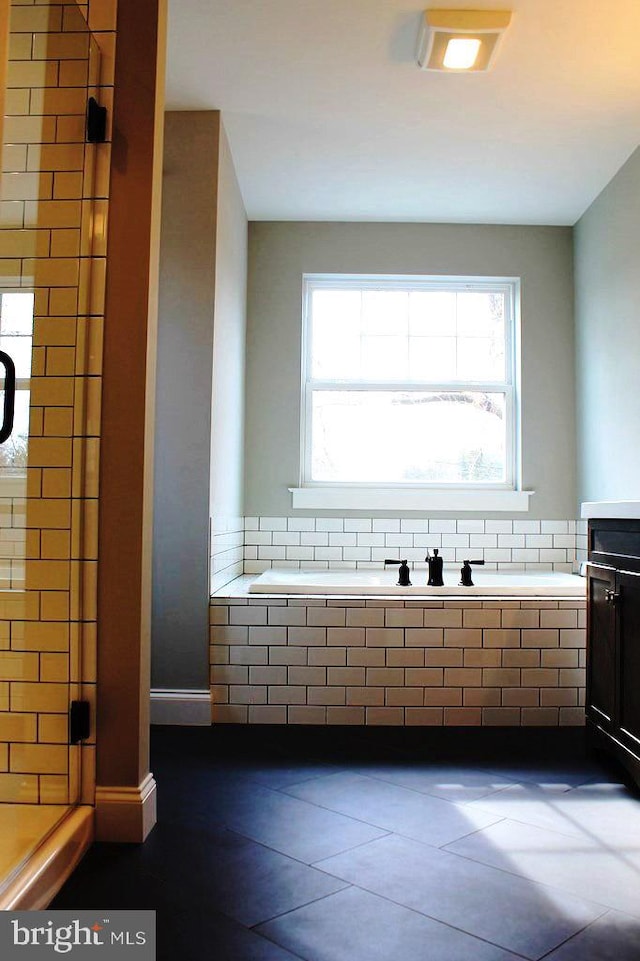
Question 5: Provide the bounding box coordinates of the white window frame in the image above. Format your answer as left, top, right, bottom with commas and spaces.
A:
291, 273, 531, 513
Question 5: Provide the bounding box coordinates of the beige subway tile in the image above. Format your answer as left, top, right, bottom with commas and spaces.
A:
406, 628, 443, 647
27, 143, 84, 174
307, 607, 346, 627
464, 649, 501, 667
386, 688, 424, 707
463, 609, 501, 628
0, 683, 8, 712
7, 59, 59, 89
289, 626, 326, 647
541, 688, 578, 707
424, 688, 462, 706
210, 685, 229, 704
0, 772, 38, 802
424, 609, 462, 628
39, 775, 69, 803
347, 648, 385, 666
501, 609, 540, 628
365, 628, 404, 648
209, 606, 229, 626
388, 649, 425, 667
521, 707, 559, 726
288, 705, 326, 724
249, 626, 287, 646
521, 601, 558, 610
346, 687, 384, 706
213, 665, 249, 685
230, 684, 268, 705
521, 628, 559, 647
26, 499, 71, 529
366, 667, 404, 686
309, 648, 346, 666
48, 288, 78, 316
444, 628, 482, 648
577, 609, 586, 629
444, 707, 482, 725
327, 706, 364, 724
308, 687, 346, 706
40, 652, 69, 682
229, 605, 267, 626
53, 172, 84, 200
288, 666, 326, 686
2, 172, 53, 201
540, 609, 578, 629
483, 668, 520, 687
0, 200, 24, 228
541, 649, 579, 668
10, 743, 67, 774
43, 407, 74, 437
212, 704, 248, 723
444, 668, 482, 687
29, 376, 75, 409
214, 626, 248, 646
30, 87, 87, 118
76, 317, 104, 375
405, 667, 444, 686
327, 627, 365, 647
2, 142, 28, 171
38, 713, 68, 743
365, 707, 403, 725
483, 707, 521, 725
464, 688, 501, 707
559, 707, 585, 726
0, 712, 37, 742
522, 668, 559, 687
32, 31, 90, 62
0, 227, 50, 258
210, 646, 230, 665
328, 666, 365, 685
25, 199, 81, 230
5, 88, 30, 115
10, 4, 62, 32
8, 33, 32, 61
385, 609, 423, 628
483, 628, 521, 649
346, 608, 384, 627
559, 668, 585, 687
268, 646, 307, 665
88, 0, 118, 31
502, 688, 539, 707
267, 606, 307, 626
560, 629, 586, 648
268, 686, 306, 705
406, 707, 443, 725
56, 114, 86, 144
0, 651, 38, 680
502, 649, 540, 668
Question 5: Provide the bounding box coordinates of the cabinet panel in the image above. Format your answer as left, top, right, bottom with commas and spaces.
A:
586, 564, 616, 728
618, 571, 640, 747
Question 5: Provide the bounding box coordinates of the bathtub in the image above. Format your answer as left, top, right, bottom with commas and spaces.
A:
248, 568, 585, 597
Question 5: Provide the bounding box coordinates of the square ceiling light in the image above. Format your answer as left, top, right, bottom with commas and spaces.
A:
417, 9, 512, 72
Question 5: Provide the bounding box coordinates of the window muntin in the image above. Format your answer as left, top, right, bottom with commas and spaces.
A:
302, 276, 519, 488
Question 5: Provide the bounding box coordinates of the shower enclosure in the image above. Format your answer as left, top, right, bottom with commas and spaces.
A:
0, 0, 108, 904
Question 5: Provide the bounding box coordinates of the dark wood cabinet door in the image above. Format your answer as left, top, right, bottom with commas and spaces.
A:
618, 571, 640, 748
586, 564, 617, 728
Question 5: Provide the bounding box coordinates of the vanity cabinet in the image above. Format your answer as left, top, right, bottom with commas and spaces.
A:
587, 519, 640, 785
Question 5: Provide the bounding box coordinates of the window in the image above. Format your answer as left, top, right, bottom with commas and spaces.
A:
0, 291, 34, 472
300, 275, 521, 500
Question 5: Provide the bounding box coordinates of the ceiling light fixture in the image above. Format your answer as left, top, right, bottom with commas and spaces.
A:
417, 9, 512, 72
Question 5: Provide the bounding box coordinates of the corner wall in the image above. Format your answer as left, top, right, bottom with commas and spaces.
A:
152, 112, 247, 699
574, 145, 640, 506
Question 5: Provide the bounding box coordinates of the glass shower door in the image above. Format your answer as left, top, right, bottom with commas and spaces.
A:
0, 0, 103, 893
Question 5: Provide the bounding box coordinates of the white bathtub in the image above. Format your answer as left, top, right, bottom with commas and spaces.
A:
248, 569, 585, 597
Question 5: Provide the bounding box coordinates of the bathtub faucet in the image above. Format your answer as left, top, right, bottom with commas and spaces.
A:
459, 559, 485, 587
385, 558, 412, 587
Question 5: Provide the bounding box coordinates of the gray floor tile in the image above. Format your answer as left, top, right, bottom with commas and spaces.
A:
352, 761, 516, 803
543, 909, 640, 961
220, 781, 389, 862
445, 818, 640, 919
284, 771, 502, 847
256, 885, 521, 961
316, 833, 604, 960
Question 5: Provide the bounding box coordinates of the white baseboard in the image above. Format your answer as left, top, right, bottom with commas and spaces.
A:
95, 774, 157, 843
150, 688, 211, 726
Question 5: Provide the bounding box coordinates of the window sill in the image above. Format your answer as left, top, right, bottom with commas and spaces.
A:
289, 487, 534, 513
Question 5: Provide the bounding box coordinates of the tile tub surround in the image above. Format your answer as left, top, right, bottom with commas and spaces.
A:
243, 517, 579, 574
210, 593, 586, 727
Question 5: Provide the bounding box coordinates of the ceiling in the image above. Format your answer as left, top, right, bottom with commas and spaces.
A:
166, 0, 640, 224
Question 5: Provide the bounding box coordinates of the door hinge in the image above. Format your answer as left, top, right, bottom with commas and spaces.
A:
69, 700, 91, 744
86, 96, 107, 143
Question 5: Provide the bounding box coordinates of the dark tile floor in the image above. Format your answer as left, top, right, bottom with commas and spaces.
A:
52, 726, 640, 961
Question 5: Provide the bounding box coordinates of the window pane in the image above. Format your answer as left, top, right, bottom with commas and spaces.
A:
0, 292, 34, 336
409, 291, 456, 336
0, 335, 32, 379
361, 290, 408, 335
0, 389, 29, 469
361, 335, 408, 380
456, 291, 505, 379
409, 336, 456, 380
311, 390, 506, 484
311, 289, 361, 378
